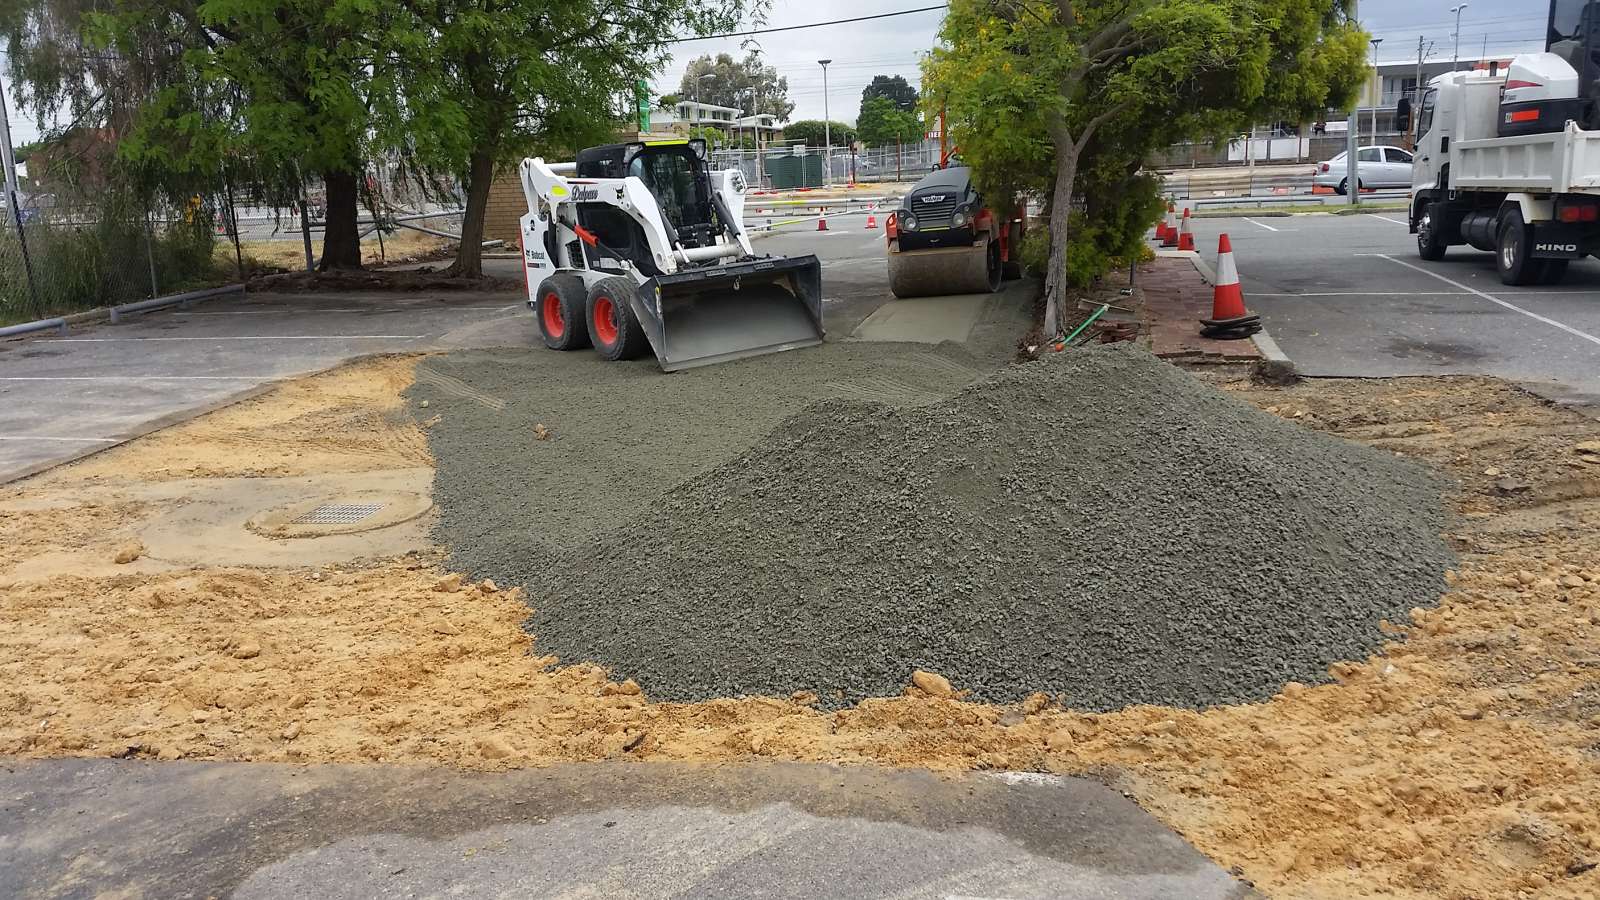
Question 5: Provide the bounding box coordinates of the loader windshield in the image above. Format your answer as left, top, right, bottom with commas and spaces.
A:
628, 149, 707, 231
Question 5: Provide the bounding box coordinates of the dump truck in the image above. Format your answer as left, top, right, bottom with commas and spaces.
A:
1409, 0, 1600, 285
884, 165, 1024, 298
518, 138, 824, 371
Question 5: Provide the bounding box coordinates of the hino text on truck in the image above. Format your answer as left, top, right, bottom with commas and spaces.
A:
1410, 0, 1600, 285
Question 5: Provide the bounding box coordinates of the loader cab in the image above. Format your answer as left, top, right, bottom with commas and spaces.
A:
569, 139, 722, 271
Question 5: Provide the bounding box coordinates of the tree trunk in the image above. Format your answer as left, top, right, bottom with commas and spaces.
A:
1042, 141, 1079, 338
318, 168, 363, 270
446, 149, 496, 279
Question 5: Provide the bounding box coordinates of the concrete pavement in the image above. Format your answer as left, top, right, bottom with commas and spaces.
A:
1182, 212, 1600, 409
0, 758, 1252, 900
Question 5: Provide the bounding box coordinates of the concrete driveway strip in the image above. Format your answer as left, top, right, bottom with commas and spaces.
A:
0, 758, 1253, 900
1183, 213, 1600, 408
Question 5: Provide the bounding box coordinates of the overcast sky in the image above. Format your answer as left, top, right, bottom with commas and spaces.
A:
0, 0, 1560, 148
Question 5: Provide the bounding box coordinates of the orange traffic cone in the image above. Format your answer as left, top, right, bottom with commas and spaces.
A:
1200, 234, 1260, 339
1177, 209, 1196, 251
1161, 207, 1180, 247
817, 214, 829, 232
865, 214, 878, 229
1156, 202, 1175, 241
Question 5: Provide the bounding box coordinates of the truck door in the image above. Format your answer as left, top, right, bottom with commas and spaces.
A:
1413, 88, 1443, 190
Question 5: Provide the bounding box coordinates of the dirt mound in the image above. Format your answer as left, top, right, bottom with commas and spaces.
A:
524, 345, 1454, 710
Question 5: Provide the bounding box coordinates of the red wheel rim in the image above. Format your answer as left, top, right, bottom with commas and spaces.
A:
541, 291, 564, 339
593, 295, 620, 346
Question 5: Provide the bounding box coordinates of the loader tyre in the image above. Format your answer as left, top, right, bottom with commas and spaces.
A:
587, 277, 650, 362
535, 274, 591, 351
1496, 208, 1540, 286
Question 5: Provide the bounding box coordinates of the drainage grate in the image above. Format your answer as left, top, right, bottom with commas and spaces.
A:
290, 503, 385, 525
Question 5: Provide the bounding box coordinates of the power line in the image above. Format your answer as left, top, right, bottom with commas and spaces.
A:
668, 4, 947, 43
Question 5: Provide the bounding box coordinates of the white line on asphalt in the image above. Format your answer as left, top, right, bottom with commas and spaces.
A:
184, 306, 513, 315
1372, 254, 1600, 348
1369, 214, 1411, 226
0, 375, 276, 381
38, 335, 425, 342
1241, 217, 1281, 232
1254, 291, 1471, 297
0, 436, 118, 442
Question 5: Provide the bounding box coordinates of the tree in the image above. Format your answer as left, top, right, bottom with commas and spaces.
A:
677, 51, 795, 122
862, 74, 919, 113
855, 96, 922, 148
925, 0, 1367, 335
781, 120, 852, 147
5, 0, 378, 270
380, 0, 752, 278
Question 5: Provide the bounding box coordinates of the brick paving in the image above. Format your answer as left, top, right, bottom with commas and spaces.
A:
1139, 254, 1262, 361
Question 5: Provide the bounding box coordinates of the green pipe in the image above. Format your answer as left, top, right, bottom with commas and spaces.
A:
1059, 303, 1109, 346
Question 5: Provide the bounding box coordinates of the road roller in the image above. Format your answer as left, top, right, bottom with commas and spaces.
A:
885, 165, 1025, 298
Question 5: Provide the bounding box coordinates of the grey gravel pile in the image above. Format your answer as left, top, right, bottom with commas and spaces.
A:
516, 344, 1453, 711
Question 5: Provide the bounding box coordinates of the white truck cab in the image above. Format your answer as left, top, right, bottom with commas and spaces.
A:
1409, 0, 1600, 284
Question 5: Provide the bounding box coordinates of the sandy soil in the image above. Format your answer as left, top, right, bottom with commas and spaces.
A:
3, 357, 1600, 899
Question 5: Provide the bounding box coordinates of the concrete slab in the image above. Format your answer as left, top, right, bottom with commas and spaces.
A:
0, 758, 1253, 900
850, 293, 993, 344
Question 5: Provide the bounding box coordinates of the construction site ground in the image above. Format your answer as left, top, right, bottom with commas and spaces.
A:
4, 216, 1600, 899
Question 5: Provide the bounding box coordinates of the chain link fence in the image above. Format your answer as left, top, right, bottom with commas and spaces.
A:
710, 139, 945, 189
1, 169, 470, 326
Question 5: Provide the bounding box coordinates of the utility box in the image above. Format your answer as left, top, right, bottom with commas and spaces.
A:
765, 154, 824, 189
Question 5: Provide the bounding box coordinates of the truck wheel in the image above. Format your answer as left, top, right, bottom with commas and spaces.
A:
535, 274, 591, 351
1416, 204, 1449, 261
586, 276, 651, 362
1496, 208, 1540, 286
1539, 259, 1571, 285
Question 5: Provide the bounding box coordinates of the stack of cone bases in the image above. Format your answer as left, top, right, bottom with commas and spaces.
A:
1200, 234, 1261, 340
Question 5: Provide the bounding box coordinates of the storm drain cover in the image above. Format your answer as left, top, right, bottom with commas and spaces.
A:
290, 503, 385, 525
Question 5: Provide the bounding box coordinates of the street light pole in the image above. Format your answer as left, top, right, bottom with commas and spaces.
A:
1451, 4, 1469, 71
1370, 38, 1383, 149
818, 59, 832, 186
1346, 0, 1361, 206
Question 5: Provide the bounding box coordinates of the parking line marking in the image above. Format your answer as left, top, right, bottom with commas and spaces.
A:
38, 335, 425, 342
1369, 214, 1410, 226
1242, 217, 1280, 232
1254, 291, 1471, 297
1372, 254, 1600, 348
184, 306, 512, 315
0, 436, 118, 443
0, 376, 275, 381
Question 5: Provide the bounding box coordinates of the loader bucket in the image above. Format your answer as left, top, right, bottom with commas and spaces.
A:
629, 255, 825, 372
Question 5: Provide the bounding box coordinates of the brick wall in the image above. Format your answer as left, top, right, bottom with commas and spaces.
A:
483, 171, 526, 248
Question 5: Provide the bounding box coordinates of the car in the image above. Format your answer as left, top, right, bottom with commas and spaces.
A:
1313, 145, 1414, 194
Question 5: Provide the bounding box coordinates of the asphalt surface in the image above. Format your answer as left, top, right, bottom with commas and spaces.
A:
0, 216, 897, 484
1183, 212, 1600, 408
0, 758, 1252, 900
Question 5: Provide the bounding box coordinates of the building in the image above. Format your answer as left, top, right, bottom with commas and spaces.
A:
651, 102, 783, 142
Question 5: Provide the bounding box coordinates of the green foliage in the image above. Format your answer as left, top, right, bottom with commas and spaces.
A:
855, 96, 922, 148
781, 120, 852, 147
862, 74, 918, 112
925, 0, 1367, 300
679, 50, 795, 122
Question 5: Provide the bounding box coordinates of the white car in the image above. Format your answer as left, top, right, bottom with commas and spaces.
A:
1314, 145, 1414, 194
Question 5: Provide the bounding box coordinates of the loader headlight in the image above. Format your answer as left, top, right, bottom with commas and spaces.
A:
902, 214, 918, 231
952, 211, 968, 227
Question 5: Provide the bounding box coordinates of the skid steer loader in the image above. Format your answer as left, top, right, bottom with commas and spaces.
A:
518, 138, 824, 371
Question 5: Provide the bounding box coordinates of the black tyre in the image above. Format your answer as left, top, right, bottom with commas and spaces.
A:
984, 236, 1003, 292
586, 276, 651, 362
1416, 203, 1449, 261
1496, 207, 1540, 286
534, 274, 591, 351
1539, 258, 1571, 285
1001, 221, 1025, 280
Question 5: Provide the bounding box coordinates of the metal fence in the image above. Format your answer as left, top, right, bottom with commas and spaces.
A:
1, 176, 470, 325
710, 139, 944, 189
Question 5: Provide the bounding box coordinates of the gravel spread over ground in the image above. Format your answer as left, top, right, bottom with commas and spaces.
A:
518, 345, 1455, 710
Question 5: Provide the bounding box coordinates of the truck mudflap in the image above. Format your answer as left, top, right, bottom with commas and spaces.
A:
629, 255, 825, 373
1530, 223, 1587, 258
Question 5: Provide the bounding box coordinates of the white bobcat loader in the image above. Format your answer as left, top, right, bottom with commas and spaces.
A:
518, 138, 824, 371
